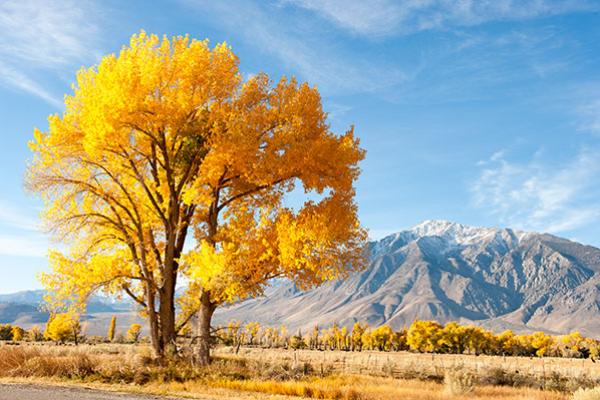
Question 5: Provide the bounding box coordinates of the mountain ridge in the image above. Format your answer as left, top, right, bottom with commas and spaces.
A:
214, 220, 600, 337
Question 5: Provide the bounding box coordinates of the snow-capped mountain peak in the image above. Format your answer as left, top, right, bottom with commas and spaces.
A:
410, 219, 498, 245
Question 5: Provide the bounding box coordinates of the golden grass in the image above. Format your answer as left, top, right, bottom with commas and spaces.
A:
215, 346, 600, 385
0, 343, 584, 399
571, 386, 600, 400
146, 375, 570, 400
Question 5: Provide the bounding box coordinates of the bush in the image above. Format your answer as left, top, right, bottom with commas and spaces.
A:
444, 368, 474, 396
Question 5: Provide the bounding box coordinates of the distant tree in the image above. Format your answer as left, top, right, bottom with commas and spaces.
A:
406, 320, 443, 353
290, 329, 307, 349
226, 321, 241, 347
45, 313, 81, 344
127, 323, 142, 343
11, 326, 25, 342
310, 325, 320, 350
340, 326, 349, 351
280, 325, 289, 348
462, 325, 493, 355
28, 325, 44, 342
371, 325, 394, 351
496, 330, 518, 356
529, 331, 555, 357
391, 329, 408, 351
107, 315, 117, 342
246, 322, 261, 346
351, 322, 366, 351
560, 332, 585, 358
0, 324, 13, 341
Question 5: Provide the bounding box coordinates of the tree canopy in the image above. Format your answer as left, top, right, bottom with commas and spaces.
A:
28, 31, 366, 362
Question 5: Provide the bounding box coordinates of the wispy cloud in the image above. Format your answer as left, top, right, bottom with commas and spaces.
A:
471, 149, 600, 233
0, 200, 46, 258
181, 0, 406, 95
0, 200, 40, 231
576, 98, 600, 136
381, 23, 580, 106
0, 234, 47, 258
286, 0, 597, 37
0, 61, 63, 107
0, 0, 102, 106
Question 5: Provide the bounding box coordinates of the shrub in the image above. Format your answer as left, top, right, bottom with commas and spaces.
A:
444, 368, 474, 396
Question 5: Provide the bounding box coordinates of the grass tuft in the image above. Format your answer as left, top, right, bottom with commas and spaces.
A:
572, 387, 600, 400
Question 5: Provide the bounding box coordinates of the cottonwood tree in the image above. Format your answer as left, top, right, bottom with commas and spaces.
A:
28, 31, 366, 363
107, 315, 116, 342
45, 313, 81, 344
127, 323, 142, 343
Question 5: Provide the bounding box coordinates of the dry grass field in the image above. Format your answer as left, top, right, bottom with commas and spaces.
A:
0, 342, 597, 399
215, 346, 600, 384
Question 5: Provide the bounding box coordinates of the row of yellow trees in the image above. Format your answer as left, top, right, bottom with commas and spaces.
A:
217, 320, 600, 359
0, 316, 142, 344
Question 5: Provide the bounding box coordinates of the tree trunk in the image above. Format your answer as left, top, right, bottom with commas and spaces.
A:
159, 271, 177, 358
146, 283, 164, 360
196, 290, 216, 366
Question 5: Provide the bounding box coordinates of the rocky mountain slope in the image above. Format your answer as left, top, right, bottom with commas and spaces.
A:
214, 220, 600, 337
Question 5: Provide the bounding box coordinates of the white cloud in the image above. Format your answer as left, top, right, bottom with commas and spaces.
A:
0, 0, 102, 106
0, 200, 40, 231
471, 149, 600, 234
0, 61, 62, 107
286, 0, 597, 37
0, 200, 47, 257
577, 99, 600, 135
0, 234, 47, 258
181, 0, 405, 94
0, 200, 49, 258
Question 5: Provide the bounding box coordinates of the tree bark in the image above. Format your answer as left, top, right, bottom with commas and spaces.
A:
146, 282, 164, 359
159, 268, 177, 358
196, 290, 216, 366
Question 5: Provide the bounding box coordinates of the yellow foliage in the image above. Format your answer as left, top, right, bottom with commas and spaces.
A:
529, 331, 555, 357
45, 313, 81, 343
11, 326, 25, 342
127, 323, 142, 343
28, 30, 366, 358
407, 320, 443, 353
245, 322, 261, 345
107, 315, 116, 342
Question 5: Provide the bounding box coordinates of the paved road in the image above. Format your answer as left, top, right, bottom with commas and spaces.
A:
0, 384, 186, 400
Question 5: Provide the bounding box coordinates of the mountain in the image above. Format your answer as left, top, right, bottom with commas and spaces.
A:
214, 220, 600, 337
0, 290, 135, 312
0, 289, 140, 335
0, 303, 49, 325
0, 290, 45, 306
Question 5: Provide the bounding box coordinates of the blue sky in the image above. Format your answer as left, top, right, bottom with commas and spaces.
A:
1, 0, 600, 293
